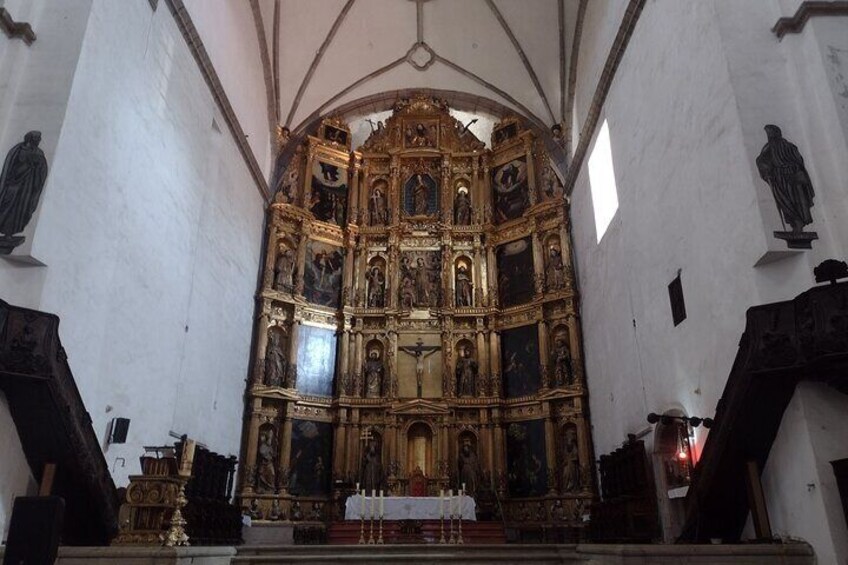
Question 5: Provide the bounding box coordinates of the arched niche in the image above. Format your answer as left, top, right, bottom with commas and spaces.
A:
454, 256, 473, 307
559, 422, 580, 493
256, 423, 278, 494
367, 178, 389, 226
549, 324, 573, 387
453, 177, 472, 226
543, 234, 565, 291
365, 256, 387, 308
455, 338, 478, 397
264, 325, 289, 387
363, 338, 386, 398
406, 421, 434, 477
273, 238, 297, 293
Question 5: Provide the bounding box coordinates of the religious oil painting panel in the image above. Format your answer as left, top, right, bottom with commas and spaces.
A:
501, 324, 541, 399
289, 419, 333, 496
491, 156, 529, 224
403, 173, 439, 217
295, 324, 337, 397
309, 159, 348, 226
506, 419, 548, 498
303, 239, 344, 308
497, 237, 535, 307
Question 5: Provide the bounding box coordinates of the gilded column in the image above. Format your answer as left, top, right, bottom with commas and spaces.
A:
242, 399, 263, 495
349, 153, 362, 226
472, 236, 484, 307
531, 224, 545, 297
278, 412, 294, 494
262, 219, 278, 290
486, 245, 499, 308
354, 331, 364, 396
441, 155, 452, 225
489, 330, 501, 386
333, 409, 348, 478
253, 301, 273, 385
544, 410, 558, 494
524, 136, 537, 206
288, 319, 301, 385
471, 157, 481, 225
476, 327, 488, 390
389, 156, 401, 225
294, 222, 311, 296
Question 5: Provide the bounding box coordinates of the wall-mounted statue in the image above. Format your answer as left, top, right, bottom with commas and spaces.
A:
273, 245, 295, 292
398, 251, 441, 308
545, 241, 565, 291
455, 263, 473, 307
456, 343, 479, 397
369, 182, 388, 225
363, 348, 385, 398
366, 263, 386, 307
360, 440, 382, 493
756, 125, 817, 248
552, 335, 573, 387
458, 441, 480, 496
454, 184, 471, 225
0, 131, 48, 254
264, 329, 288, 387
256, 426, 277, 493
561, 426, 580, 493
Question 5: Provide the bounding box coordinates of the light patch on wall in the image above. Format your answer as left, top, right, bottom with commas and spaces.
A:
588, 120, 619, 243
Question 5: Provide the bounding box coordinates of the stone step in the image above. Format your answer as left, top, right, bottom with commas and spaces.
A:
234, 544, 580, 564
327, 520, 507, 545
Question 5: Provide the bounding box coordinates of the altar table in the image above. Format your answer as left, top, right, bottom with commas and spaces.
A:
344, 495, 476, 521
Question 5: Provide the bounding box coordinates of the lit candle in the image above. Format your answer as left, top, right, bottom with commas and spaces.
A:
462, 482, 466, 492
439, 489, 444, 518
356, 482, 360, 491
361, 489, 365, 516
371, 489, 376, 519
380, 490, 384, 516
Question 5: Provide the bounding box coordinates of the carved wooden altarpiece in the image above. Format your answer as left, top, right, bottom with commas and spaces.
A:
240, 95, 594, 539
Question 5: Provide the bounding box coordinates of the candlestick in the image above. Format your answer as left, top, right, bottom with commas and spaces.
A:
379, 490, 384, 516
358, 492, 366, 544
368, 490, 376, 544
439, 489, 444, 518
448, 489, 455, 544
361, 489, 365, 518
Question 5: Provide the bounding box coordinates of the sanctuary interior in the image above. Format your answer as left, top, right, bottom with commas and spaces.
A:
0, 0, 847, 564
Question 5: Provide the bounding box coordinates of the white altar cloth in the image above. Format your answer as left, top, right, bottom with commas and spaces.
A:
345, 495, 476, 521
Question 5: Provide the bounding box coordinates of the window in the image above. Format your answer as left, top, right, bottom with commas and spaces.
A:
588, 120, 619, 243
668, 273, 687, 327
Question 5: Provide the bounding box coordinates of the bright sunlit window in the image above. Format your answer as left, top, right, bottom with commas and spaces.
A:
588, 120, 619, 243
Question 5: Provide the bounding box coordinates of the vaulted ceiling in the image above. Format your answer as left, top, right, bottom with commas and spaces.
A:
254, 0, 579, 135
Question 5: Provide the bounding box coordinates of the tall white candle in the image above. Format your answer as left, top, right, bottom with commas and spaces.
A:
370, 489, 375, 518
380, 490, 384, 516
448, 489, 453, 516
361, 489, 365, 516
356, 482, 360, 491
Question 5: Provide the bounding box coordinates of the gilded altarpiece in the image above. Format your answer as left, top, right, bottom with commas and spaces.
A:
240, 96, 594, 540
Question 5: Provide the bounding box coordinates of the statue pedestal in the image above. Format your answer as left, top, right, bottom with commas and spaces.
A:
0, 235, 25, 255
773, 230, 818, 249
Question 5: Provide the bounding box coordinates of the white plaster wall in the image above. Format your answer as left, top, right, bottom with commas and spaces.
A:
761, 382, 848, 565
0, 0, 264, 535
184, 0, 273, 176
0, 392, 36, 543
569, 0, 848, 554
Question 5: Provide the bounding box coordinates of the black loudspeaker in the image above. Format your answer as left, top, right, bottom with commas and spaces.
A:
3, 496, 64, 565
111, 417, 130, 444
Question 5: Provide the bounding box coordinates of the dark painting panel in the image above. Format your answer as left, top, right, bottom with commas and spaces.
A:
497, 237, 535, 307
491, 157, 529, 223
403, 173, 439, 216
303, 240, 344, 308
289, 419, 333, 496
501, 324, 541, 399
295, 324, 337, 397
506, 420, 548, 497
309, 159, 348, 226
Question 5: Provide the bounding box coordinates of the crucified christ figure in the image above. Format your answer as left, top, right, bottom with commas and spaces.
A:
398, 339, 440, 398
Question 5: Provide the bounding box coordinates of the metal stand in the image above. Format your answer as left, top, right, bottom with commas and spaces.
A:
457, 508, 464, 544
448, 513, 456, 544
358, 512, 366, 545
368, 511, 375, 544
377, 514, 384, 544
439, 513, 446, 544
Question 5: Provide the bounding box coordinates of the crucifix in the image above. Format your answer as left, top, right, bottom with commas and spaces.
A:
398, 338, 440, 398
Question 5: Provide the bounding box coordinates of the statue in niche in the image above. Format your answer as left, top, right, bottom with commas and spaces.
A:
412, 175, 429, 215
264, 330, 287, 387
454, 186, 472, 225
756, 125, 817, 247
275, 165, 298, 204
366, 263, 386, 307
561, 427, 580, 493
458, 441, 480, 496
269, 499, 282, 521
455, 264, 473, 307
456, 345, 479, 397
363, 349, 385, 398
361, 440, 382, 493
552, 336, 573, 386
369, 184, 387, 225
545, 244, 565, 290
274, 246, 295, 291
0, 131, 48, 254
256, 428, 277, 493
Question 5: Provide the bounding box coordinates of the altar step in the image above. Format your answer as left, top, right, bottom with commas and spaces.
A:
234, 544, 577, 564
327, 519, 507, 545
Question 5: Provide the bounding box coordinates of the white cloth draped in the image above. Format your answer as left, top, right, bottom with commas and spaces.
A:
344, 495, 476, 521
